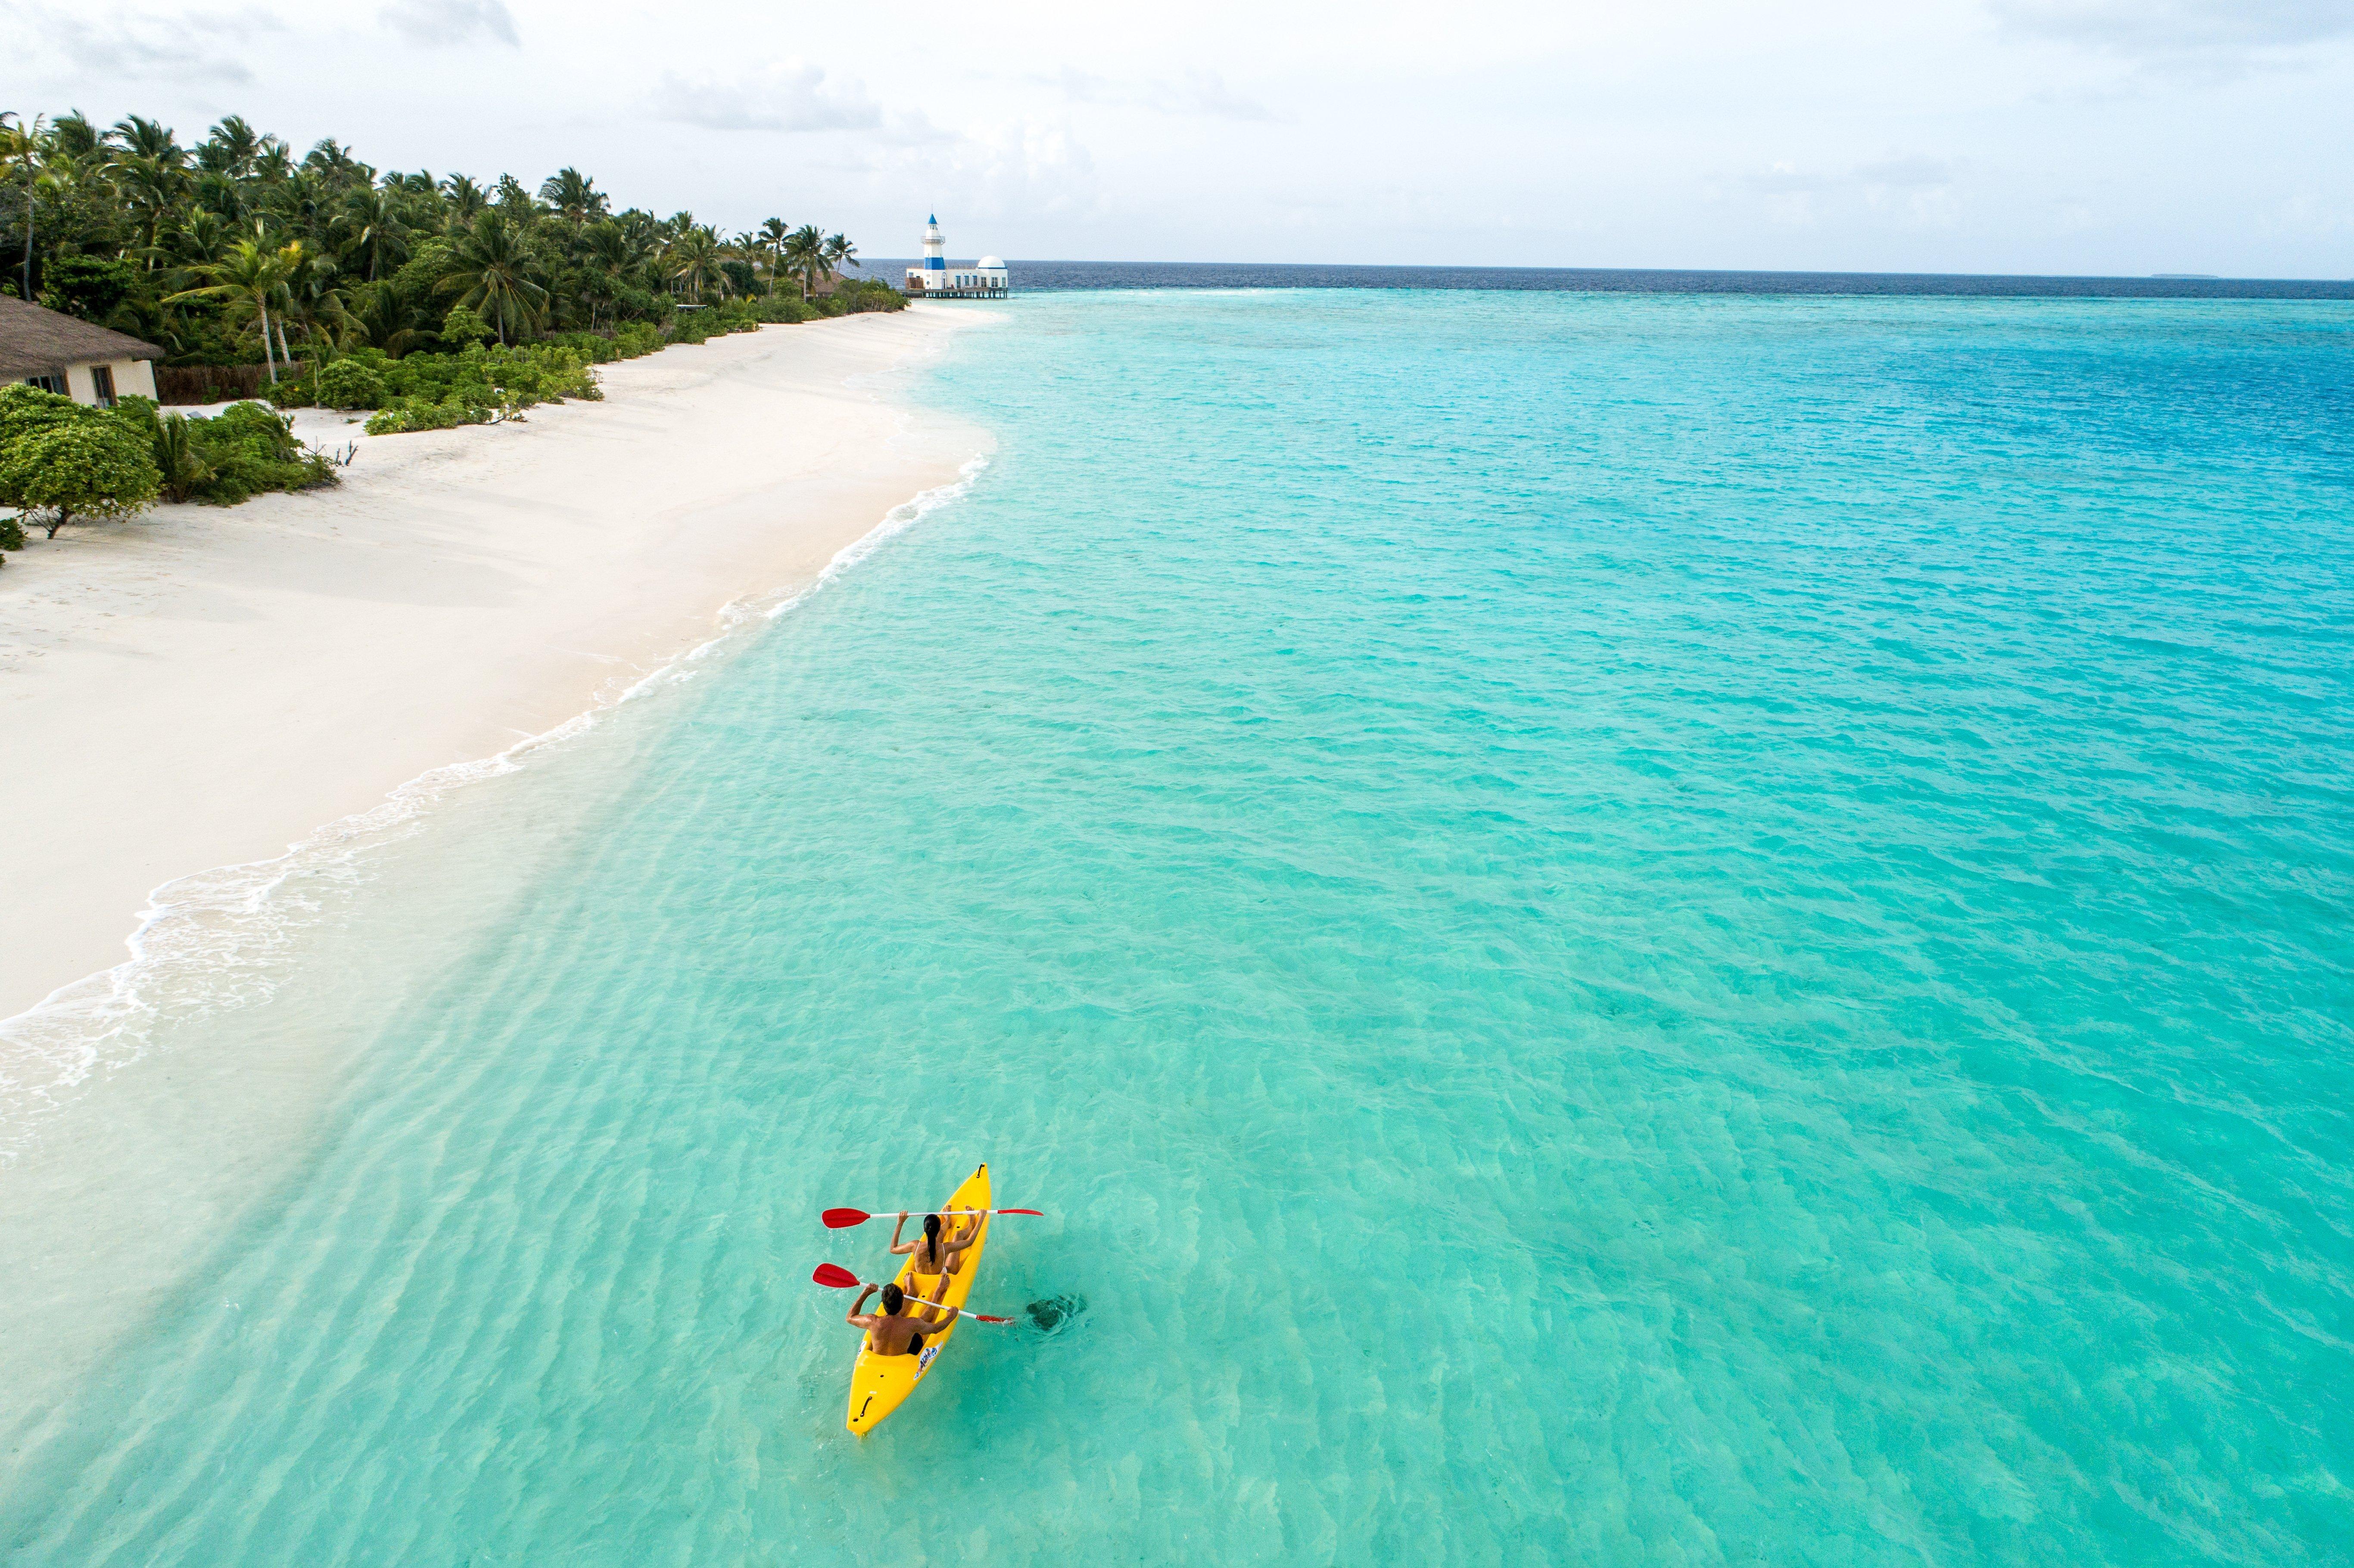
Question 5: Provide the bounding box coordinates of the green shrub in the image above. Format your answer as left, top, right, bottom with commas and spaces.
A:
365, 397, 487, 436
111, 399, 333, 505
150, 412, 218, 503
0, 383, 83, 448
318, 360, 386, 411
361, 342, 598, 435
441, 304, 496, 348
0, 418, 162, 537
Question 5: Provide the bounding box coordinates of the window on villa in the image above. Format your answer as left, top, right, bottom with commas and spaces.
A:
24, 373, 67, 395
91, 365, 117, 407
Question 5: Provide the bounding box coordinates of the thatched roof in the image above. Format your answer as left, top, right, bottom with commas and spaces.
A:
0, 294, 165, 380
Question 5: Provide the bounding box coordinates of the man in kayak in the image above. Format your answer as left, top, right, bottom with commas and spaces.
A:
888, 1211, 979, 1295
846, 1281, 960, 1358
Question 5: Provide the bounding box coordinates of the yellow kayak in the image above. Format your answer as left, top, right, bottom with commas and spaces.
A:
847, 1163, 992, 1435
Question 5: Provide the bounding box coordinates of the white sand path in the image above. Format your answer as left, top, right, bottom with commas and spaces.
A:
0, 308, 990, 1026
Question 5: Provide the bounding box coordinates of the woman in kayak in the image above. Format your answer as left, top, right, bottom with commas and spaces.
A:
847, 1281, 959, 1358
889, 1211, 978, 1297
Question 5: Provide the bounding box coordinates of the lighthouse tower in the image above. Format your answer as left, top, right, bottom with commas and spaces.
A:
903, 214, 1010, 297
920, 214, 947, 280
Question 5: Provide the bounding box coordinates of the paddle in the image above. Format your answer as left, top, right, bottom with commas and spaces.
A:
822, 1207, 1043, 1229
811, 1263, 1014, 1323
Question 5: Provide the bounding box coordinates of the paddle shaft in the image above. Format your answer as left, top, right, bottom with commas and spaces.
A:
824, 1269, 1009, 1325
880, 1288, 1007, 1327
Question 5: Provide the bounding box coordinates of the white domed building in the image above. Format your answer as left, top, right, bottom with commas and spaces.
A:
904, 215, 1010, 298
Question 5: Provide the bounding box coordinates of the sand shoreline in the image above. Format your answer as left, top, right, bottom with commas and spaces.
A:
0, 307, 990, 1030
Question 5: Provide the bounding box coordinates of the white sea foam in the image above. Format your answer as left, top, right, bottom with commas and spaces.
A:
0, 456, 989, 1158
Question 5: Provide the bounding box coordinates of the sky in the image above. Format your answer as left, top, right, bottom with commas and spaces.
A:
5, 0, 2353, 277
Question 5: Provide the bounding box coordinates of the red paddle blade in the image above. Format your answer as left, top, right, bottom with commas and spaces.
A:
811, 1263, 859, 1289
997, 1209, 1043, 1216
821, 1208, 871, 1229
971, 1313, 1014, 1323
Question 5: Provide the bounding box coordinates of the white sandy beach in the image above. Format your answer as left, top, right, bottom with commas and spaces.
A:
0, 308, 989, 1027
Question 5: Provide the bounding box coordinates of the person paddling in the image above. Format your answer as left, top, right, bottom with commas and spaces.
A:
847, 1281, 959, 1358
889, 1211, 978, 1296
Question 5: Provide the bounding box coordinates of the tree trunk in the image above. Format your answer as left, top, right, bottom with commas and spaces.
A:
259, 301, 279, 383
45, 507, 68, 540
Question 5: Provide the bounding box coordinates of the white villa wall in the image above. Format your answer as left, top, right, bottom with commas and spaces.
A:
60, 357, 156, 407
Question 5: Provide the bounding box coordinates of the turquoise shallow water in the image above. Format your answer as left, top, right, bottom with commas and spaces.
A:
5, 291, 2353, 1564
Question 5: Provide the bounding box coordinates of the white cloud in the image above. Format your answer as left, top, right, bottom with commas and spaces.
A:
380, 0, 519, 47
1856, 155, 1958, 190
1991, 0, 2354, 73
648, 63, 884, 134
6, 3, 281, 84
1035, 66, 1286, 123
1732, 156, 1965, 231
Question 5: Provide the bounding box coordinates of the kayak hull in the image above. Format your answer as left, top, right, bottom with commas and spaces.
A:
846, 1164, 990, 1435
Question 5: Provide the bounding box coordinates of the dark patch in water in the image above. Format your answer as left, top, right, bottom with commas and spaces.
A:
1026, 1294, 1087, 1334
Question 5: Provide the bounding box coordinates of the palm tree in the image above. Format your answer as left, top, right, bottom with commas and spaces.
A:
667, 224, 724, 303
109, 115, 188, 171
441, 174, 488, 226
756, 217, 789, 296
173, 209, 231, 270
494, 174, 537, 220
304, 138, 367, 185
538, 167, 606, 227
166, 239, 294, 380
337, 186, 411, 281
578, 219, 633, 328
440, 211, 547, 345
193, 168, 246, 224
783, 224, 825, 301
113, 157, 191, 271
822, 233, 857, 283
279, 241, 353, 358
197, 115, 261, 177
0, 113, 50, 301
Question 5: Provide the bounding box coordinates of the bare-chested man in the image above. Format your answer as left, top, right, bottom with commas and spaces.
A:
845, 1280, 960, 1357
888, 1211, 978, 1301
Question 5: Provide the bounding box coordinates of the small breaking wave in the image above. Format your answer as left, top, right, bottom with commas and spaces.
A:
0, 454, 989, 1159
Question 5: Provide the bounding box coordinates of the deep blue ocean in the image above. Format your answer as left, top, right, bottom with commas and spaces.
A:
3, 289, 2351, 1565
870, 258, 2354, 298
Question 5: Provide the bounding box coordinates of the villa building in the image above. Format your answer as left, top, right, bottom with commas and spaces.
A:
0, 294, 162, 407
903, 215, 1009, 299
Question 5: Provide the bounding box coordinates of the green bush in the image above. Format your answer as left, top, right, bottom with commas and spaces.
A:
0, 383, 165, 538
268, 372, 318, 408
318, 360, 387, 411
0, 417, 162, 537
0, 513, 24, 554
365, 397, 487, 436
361, 342, 599, 436
441, 304, 497, 348
104, 398, 334, 506
0, 383, 84, 448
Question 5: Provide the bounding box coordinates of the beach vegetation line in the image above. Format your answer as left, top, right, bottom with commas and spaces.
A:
0, 109, 904, 380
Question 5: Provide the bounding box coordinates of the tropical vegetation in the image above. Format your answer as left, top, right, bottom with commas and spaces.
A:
0, 381, 347, 558
0, 107, 900, 376
0, 107, 904, 554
